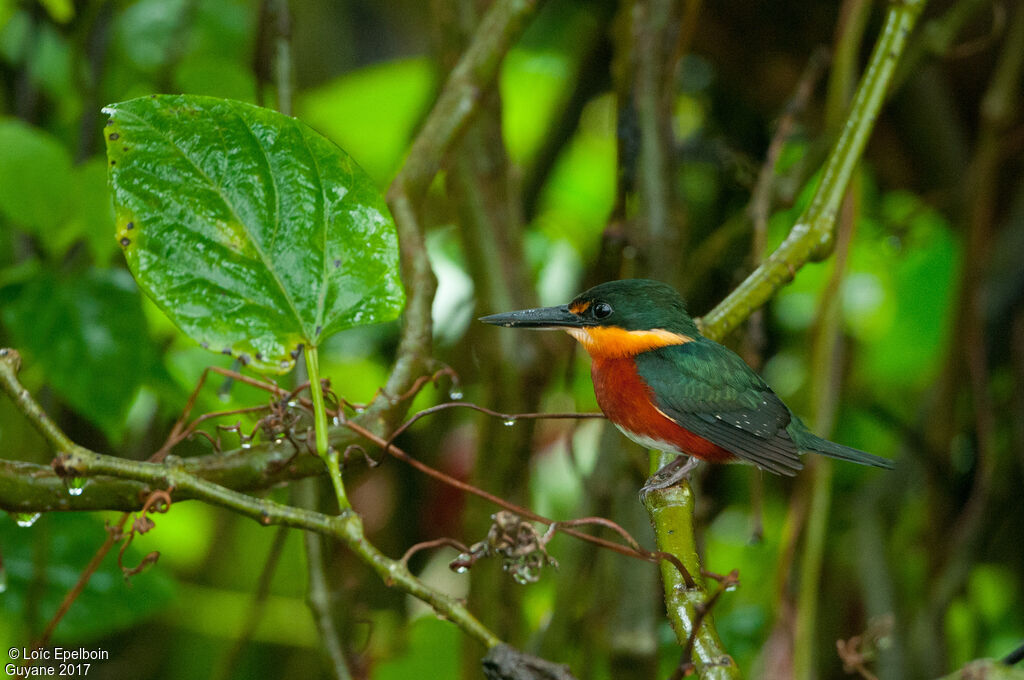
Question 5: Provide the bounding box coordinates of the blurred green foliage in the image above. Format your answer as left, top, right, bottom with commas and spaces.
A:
0, 513, 175, 642
0, 1, 1022, 679
2, 268, 161, 439
299, 58, 437, 185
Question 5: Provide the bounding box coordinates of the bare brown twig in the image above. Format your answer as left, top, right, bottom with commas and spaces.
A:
115, 488, 172, 580
342, 418, 694, 586
401, 537, 473, 568
835, 615, 893, 680
379, 400, 604, 450
32, 513, 130, 650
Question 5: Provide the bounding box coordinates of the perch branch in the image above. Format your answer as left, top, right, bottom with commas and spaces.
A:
642, 457, 740, 680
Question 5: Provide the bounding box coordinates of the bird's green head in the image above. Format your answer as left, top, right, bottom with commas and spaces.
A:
480, 279, 700, 358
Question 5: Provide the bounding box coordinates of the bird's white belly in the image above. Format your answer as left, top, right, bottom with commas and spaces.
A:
613, 423, 681, 454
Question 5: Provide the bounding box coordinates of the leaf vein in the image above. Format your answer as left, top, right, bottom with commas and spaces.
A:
117, 105, 306, 341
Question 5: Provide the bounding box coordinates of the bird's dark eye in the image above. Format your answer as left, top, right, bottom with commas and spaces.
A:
592, 302, 613, 319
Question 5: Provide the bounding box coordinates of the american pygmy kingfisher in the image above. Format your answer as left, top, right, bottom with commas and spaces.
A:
481, 279, 893, 488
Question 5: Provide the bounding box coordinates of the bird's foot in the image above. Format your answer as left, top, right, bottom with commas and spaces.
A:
640, 455, 699, 495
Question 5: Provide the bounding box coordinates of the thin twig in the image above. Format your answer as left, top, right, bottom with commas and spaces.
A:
343, 419, 693, 586
380, 0, 540, 411
49, 442, 502, 648
32, 513, 130, 649
747, 46, 830, 248
401, 537, 472, 567
296, 478, 355, 680
379, 401, 604, 449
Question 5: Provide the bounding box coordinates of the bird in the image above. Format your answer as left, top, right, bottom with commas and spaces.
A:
480, 279, 893, 489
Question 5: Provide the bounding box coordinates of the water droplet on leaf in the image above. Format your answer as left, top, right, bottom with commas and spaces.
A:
14, 513, 40, 527
502, 419, 515, 427
448, 389, 463, 400
66, 478, 87, 496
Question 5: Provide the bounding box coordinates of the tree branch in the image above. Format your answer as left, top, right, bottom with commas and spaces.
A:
50, 441, 501, 648
379, 0, 541, 425
699, 0, 928, 341
642, 457, 740, 679
1, 345, 500, 647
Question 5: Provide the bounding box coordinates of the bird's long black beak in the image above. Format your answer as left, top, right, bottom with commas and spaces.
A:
479, 304, 586, 329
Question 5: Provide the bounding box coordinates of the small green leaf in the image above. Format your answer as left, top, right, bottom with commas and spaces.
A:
0, 269, 158, 439
0, 118, 74, 232
103, 94, 405, 373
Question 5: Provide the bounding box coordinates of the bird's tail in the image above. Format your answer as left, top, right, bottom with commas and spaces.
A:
798, 432, 894, 469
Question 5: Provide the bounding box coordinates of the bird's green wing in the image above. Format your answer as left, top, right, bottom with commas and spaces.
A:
634, 340, 803, 475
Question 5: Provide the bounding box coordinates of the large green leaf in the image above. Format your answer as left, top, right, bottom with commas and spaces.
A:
103, 94, 405, 373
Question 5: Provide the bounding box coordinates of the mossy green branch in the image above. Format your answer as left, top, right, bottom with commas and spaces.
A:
0, 349, 76, 453
51, 444, 499, 648
0, 344, 359, 514
644, 451, 741, 679
1, 347, 499, 649
700, 0, 928, 341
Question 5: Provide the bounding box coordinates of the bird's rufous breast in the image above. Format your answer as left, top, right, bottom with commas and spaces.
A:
588, 355, 735, 464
